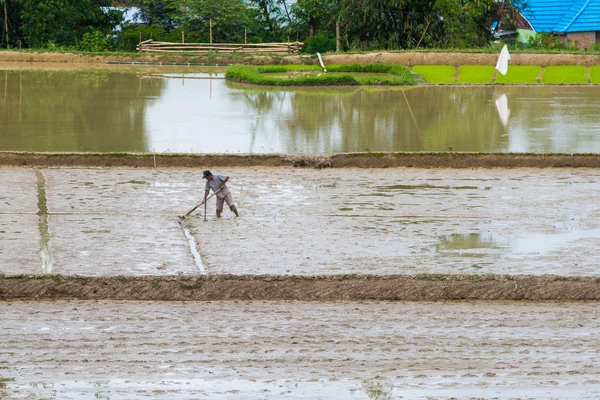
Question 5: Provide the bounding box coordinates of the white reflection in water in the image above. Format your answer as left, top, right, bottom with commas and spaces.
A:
495, 93, 510, 127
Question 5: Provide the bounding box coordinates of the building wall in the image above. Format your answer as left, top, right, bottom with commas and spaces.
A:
566, 31, 596, 50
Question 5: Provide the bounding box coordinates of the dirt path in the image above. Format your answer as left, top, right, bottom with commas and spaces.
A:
2, 152, 600, 168
1, 300, 599, 399
1, 50, 599, 66
2, 274, 600, 301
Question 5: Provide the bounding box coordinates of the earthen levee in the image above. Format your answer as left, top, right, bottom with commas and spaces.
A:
1, 152, 600, 168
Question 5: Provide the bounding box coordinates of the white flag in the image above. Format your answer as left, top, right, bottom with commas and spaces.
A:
495, 44, 511, 75
317, 52, 327, 72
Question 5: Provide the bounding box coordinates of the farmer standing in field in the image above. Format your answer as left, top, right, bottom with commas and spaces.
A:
201, 170, 239, 218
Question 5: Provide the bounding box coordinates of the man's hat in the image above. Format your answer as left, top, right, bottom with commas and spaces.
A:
202, 170, 212, 178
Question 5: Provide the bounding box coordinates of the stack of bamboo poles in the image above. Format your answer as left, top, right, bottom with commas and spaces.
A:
137, 40, 303, 54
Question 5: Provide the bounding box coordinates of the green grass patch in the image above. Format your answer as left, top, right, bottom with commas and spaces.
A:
411, 65, 455, 83
457, 66, 495, 84
590, 66, 600, 84
495, 66, 541, 84
541, 66, 587, 84
226, 64, 418, 86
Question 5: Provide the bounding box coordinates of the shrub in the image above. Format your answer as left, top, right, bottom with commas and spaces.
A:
118, 25, 172, 52
303, 34, 336, 54
527, 33, 578, 51
80, 30, 110, 52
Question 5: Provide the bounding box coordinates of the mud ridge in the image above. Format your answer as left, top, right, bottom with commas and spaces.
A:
1, 152, 600, 169
2, 274, 600, 301
2, 51, 600, 66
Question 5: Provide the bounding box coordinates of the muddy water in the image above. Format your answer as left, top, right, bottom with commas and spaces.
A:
2, 167, 600, 277
1, 68, 600, 153
1, 301, 600, 399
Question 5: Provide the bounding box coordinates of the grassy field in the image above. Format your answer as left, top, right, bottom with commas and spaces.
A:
413, 65, 594, 85
541, 66, 588, 84
411, 65, 455, 83
225, 64, 419, 86
457, 66, 496, 84
495, 66, 541, 84
589, 66, 600, 84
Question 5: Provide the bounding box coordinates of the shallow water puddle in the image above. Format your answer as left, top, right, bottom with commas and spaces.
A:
36, 170, 52, 273
510, 229, 600, 255
436, 229, 600, 257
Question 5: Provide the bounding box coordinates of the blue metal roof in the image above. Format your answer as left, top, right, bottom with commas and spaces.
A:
519, 0, 600, 33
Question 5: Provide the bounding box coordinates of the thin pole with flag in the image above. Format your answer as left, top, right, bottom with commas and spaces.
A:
495, 44, 511, 76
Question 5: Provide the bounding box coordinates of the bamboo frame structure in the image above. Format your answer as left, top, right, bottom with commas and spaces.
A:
137, 39, 303, 54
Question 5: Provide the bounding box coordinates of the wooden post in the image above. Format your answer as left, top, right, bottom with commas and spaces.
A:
244, 29, 247, 44
336, 20, 340, 52
139, 31, 142, 44
182, 31, 185, 43
210, 19, 213, 44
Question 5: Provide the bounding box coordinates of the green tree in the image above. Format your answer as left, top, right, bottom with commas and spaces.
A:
292, 0, 513, 50
246, 0, 290, 40
178, 0, 264, 43
19, 0, 119, 48
0, 0, 23, 48
291, 0, 338, 39
131, 0, 180, 31
434, 0, 497, 47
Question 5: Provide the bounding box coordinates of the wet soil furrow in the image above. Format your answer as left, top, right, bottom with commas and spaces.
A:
2, 274, 600, 301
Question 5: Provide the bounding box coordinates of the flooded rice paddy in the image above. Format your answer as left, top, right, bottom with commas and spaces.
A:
2, 301, 600, 399
2, 166, 600, 277
1, 66, 600, 153
2, 62, 600, 398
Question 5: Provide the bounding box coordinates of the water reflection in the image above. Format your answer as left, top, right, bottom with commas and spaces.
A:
1, 70, 599, 153
495, 93, 510, 127
435, 233, 508, 258
436, 229, 600, 257
0, 70, 163, 151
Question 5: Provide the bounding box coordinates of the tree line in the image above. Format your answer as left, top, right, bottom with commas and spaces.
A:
0, 0, 513, 52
